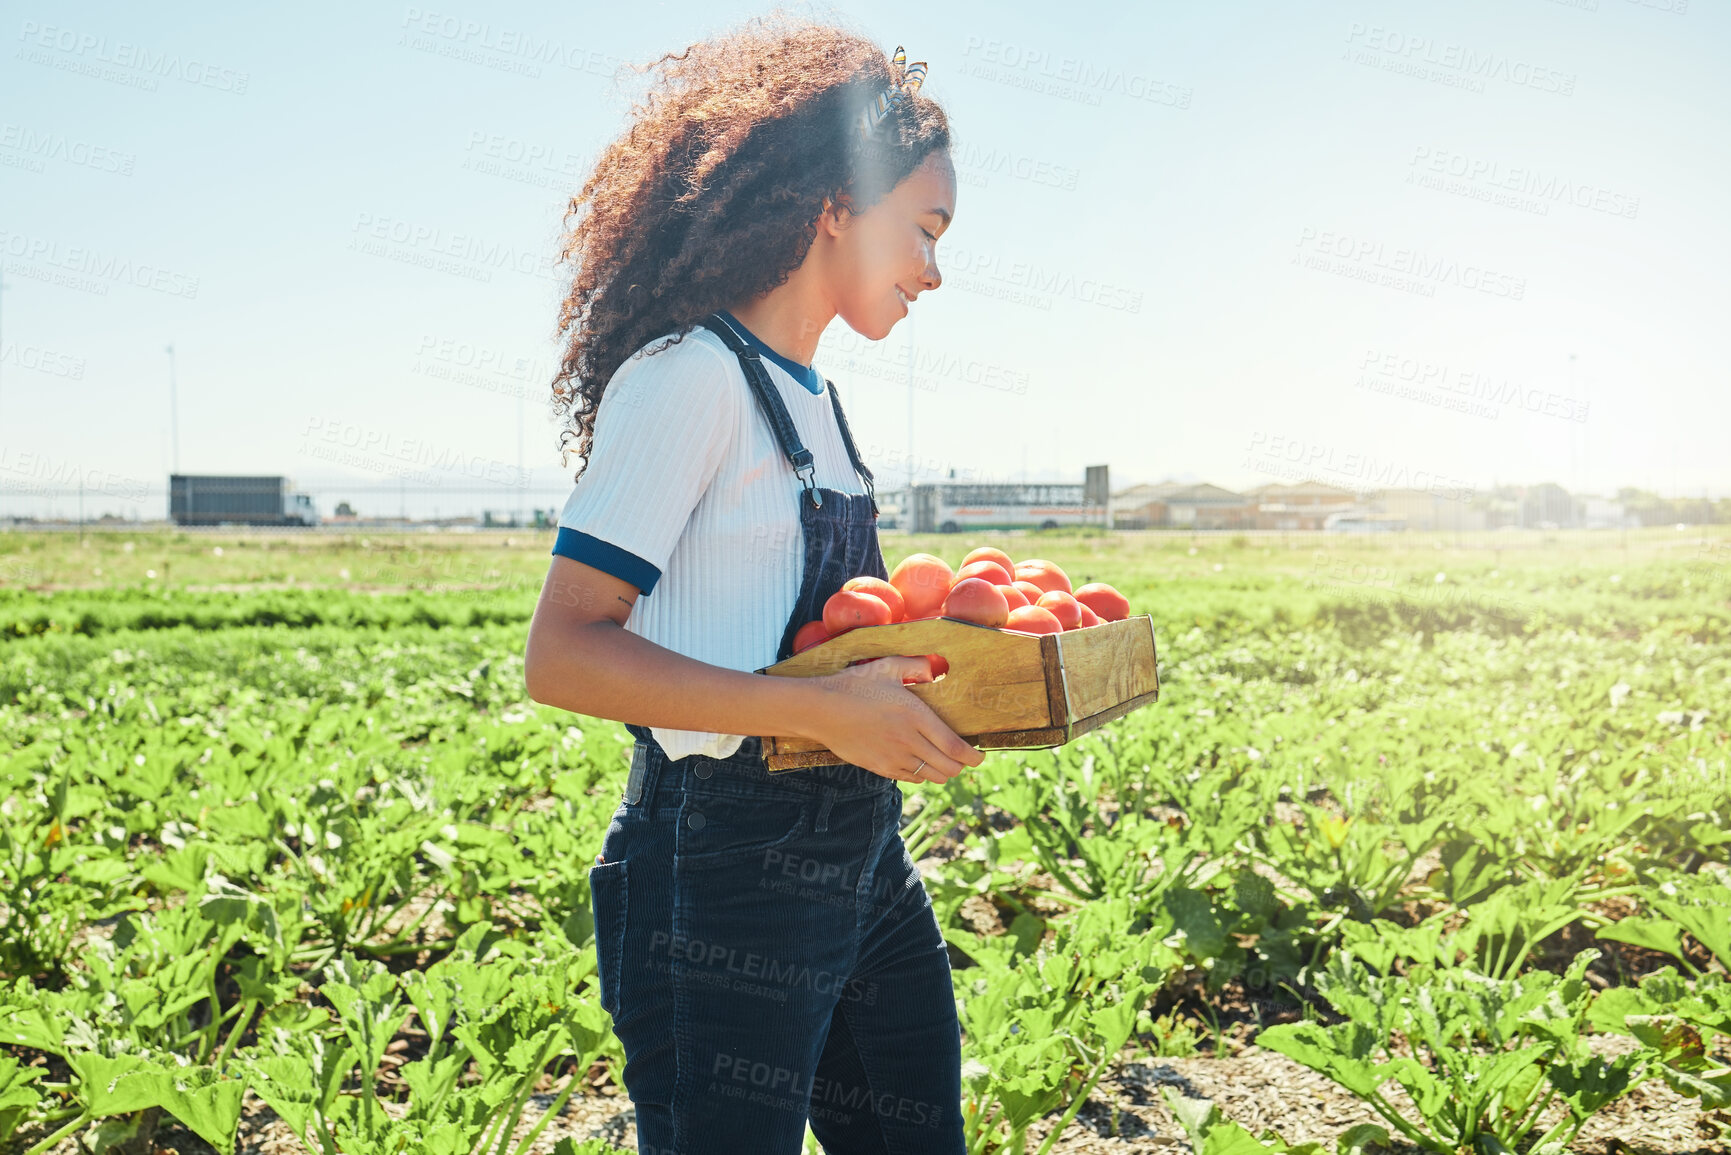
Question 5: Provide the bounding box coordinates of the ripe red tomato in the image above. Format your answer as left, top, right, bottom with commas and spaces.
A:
962, 546, 1015, 576
925, 653, 950, 679
823, 589, 892, 635
1011, 580, 1045, 605
793, 619, 830, 652
997, 583, 1030, 610
955, 559, 1014, 587
942, 578, 1009, 628
1076, 603, 1102, 628
1036, 590, 1083, 630
842, 576, 906, 622
889, 553, 954, 620
1004, 605, 1064, 635
1073, 583, 1129, 622
1013, 559, 1073, 595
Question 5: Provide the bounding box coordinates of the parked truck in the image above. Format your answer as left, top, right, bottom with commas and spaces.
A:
169, 475, 321, 527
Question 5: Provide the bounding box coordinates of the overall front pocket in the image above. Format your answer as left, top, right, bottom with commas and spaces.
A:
674, 787, 810, 866
587, 859, 629, 1018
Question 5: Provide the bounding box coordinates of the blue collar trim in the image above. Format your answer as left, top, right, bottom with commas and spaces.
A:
715, 310, 825, 396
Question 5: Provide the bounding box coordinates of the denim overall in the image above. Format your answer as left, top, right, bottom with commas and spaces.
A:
587, 314, 965, 1155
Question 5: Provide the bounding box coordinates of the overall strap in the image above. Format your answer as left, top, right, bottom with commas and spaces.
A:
699, 314, 823, 510
822, 379, 878, 517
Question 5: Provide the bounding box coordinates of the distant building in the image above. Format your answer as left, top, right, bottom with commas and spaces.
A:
1579, 495, 1637, 529
1522, 483, 1578, 529
1110, 481, 1189, 529
1248, 482, 1358, 530
1371, 489, 1487, 532
1161, 483, 1255, 529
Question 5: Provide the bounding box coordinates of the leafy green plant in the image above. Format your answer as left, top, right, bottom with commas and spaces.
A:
1588, 967, 1731, 1108
243, 923, 612, 1155
1596, 870, 1731, 974
1258, 949, 1647, 1154
1160, 1086, 1392, 1154
952, 897, 1177, 1155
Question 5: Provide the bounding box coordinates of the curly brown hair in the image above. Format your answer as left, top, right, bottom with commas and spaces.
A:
547, 12, 952, 478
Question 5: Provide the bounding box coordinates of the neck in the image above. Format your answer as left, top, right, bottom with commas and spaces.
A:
724, 274, 835, 367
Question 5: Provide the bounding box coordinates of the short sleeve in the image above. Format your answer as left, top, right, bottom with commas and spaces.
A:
553, 334, 739, 595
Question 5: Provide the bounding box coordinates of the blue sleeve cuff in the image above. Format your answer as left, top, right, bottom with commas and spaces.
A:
551, 528, 662, 595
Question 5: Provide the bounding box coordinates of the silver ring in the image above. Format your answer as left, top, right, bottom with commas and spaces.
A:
914, 759, 927, 777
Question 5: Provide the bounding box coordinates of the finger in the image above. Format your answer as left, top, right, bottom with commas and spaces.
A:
902, 701, 983, 770
903, 729, 968, 780
871, 760, 924, 783
885, 654, 934, 684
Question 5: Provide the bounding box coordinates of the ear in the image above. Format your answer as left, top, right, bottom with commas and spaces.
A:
818, 194, 855, 236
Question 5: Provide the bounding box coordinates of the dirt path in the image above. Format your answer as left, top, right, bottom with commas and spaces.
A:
167, 1040, 1714, 1155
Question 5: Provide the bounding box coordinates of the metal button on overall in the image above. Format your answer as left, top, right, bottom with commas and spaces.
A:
692, 761, 713, 779
686, 811, 706, 830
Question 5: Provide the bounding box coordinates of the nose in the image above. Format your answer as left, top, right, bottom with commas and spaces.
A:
919, 251, 941, 293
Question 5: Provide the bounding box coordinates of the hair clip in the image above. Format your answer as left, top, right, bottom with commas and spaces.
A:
858, 45, 928, 141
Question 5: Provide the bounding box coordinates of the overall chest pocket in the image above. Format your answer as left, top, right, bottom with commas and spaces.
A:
675, 778, 810, 866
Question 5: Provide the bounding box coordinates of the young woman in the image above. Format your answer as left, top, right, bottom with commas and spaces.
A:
523, 17, 981, 1155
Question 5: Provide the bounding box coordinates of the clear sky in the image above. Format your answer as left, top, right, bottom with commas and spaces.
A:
2, 0, 1726, 519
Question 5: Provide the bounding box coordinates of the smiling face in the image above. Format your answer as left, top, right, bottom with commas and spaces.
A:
822, 149, 957, 341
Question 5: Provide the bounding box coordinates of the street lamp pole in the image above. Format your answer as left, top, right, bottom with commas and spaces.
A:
905, 311, 915, 504
0, 264, 11, 434
165, 343, 181, 474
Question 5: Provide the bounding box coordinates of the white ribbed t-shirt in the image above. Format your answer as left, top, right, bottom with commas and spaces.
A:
555, 322, 868, 762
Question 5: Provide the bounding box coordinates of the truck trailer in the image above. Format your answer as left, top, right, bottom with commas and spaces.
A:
169, 475, 320, 526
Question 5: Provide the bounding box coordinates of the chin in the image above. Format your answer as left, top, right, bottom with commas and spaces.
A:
844, 309, 897, 342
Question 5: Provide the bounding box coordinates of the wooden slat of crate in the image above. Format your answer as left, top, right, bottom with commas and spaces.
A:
1055, 615, 1159, 722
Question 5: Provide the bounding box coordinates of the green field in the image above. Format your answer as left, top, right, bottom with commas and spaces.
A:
1, 527, 1727, 1154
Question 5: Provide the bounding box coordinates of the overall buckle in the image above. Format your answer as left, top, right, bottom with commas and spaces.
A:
794, 463, 823, 509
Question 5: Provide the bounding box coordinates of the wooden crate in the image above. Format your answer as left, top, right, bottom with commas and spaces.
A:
755, 613, 1160, 771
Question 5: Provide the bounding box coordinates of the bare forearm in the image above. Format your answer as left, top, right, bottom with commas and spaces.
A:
525, 619, 829, 740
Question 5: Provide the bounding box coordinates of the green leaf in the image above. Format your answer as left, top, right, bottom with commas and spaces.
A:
1164, 887, 1228, 960
0, 1056, 45, 1143
241, 1054, 318, 1140
1335, 1123, 1388, 1155
1255, 1022, 1384, 1099
1596, 917, 1685, 964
